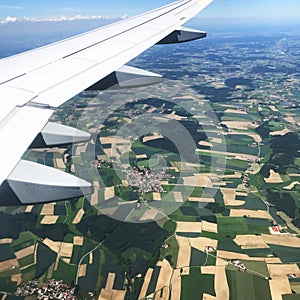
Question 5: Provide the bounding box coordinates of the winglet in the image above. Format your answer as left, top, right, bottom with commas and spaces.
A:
0, 160, 93, 206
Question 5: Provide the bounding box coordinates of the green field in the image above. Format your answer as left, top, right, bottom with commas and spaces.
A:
226, 268, 272, 300
181, 268, 215, 300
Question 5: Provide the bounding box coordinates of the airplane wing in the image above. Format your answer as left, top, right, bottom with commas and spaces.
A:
0, 0, 213, 206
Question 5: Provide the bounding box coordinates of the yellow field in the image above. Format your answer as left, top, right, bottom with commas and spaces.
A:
140, 209, 158, 221
262, 234, 300, 248
176, 235, 191, 275
0, 238, 12, 244
72, 209, 85, 224
0, 259, 18, 272
183, 174, 213, 187
40, 203, 55, 215
268, 264, 300, 278
139, 268, 154, 299
189, 237, 218, 252
269, 277, 292, 300
155, 259, 173, 293
215, 257, 229, 300
202, 221, 218, 233
15, 245, 35, 259
270, 127, 290, 136
78, 264, 87, 277
176, 221, 202, 233
264, 169, 283, 183
104, 187, 115, 200
173, 192, 183, 202
221, 188, 245, 206
40, 215, 59, 224
170, 269, 181, 300
230, 209, 272, 219
284, 181, 300, 190
233, 235, 269, 249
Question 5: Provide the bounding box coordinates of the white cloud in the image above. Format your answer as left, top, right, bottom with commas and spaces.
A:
0, 14, 112, 24
1, 16, 18, 24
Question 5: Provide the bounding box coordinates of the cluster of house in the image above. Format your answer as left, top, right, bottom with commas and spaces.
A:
15, 279, 78, 299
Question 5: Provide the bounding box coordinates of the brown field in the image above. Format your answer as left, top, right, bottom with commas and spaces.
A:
217, 250, 265, 261
190, 237, 218, 252
220, 121, 259, 130
284, 181, 300, 190
98, 289, 126, 300
173, 192, 183, 203
91, 189, 99, 206
268, 264, 300, 278
55, 158, 65, 169
215, 257, 229, 300
142, 134, 164, 143
221, 188, 245, 206
264, 169, 283, 183
0, 259, 18, 272
199, 141, 213, 147
75, 144, 87, 156
188, 197, 215, 203
140, 209, 158, 221
202, 221, 218, 233
265, 257, 282, 264
136, 154, 148, 159
269, 277, 292, 300
43, 238, 60, 253
269, 105, 278, 112
284, 116, 296, 124
40, 203, 55, 215
73, 236, 84, 246
224, 109, 247, 115
262, 234, 300, 248
11, 274, 22, 285
100, 137, 129, 145
72, 209, 85, 224
270, 127, 290, 136
176, 235, 191, 275
25, 205, 33, 213
0, 238, 13, 244
104, 187, 115, 200
153, 192, 161, 201
139, 268, 154, 299
15, 245, 35, 260
105, 273, 116, 290
233, 235, 269, 249
156, 259, 173, 292
183, 174, 213, 187
176, 222, 202, 233
166, 111, 187, 121
60, 243, 73, 258
40, 215, 59, 225
203, 294, 216, 300
170, 269, 181, 300
201, 266, 216, 275
230, 209, 272, 219
78, 264, 87, 278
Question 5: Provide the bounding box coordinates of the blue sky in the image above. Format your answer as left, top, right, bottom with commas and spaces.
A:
0, 0, 299, 24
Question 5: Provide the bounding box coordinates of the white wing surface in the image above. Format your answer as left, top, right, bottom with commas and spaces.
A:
0, 0, 213, 205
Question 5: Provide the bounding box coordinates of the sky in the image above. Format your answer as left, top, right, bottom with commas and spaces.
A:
0, 0, 299, 24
